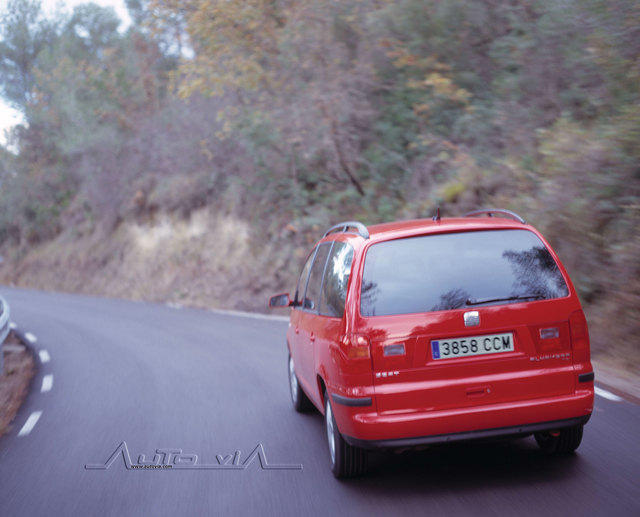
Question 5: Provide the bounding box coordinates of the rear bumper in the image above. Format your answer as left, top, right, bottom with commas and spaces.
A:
334, 388, 594, 446
344, 414, 591, 449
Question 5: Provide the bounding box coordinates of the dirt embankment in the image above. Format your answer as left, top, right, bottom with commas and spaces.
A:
0, 331, 35, 437
0, 208, 291, 312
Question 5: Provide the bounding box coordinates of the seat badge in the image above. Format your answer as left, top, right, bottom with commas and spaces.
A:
464, 311, 480, 327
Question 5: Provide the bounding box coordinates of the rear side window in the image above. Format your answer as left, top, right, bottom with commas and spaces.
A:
303, 243, 332, 311
320, 242, 354, 317
295, 248, 315, 307
360, 229, 569, 317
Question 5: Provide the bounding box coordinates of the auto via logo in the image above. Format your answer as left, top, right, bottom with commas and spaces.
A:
85, 442, 303, 471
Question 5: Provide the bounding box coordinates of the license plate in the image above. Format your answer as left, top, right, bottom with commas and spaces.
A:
431, 332, 514, 360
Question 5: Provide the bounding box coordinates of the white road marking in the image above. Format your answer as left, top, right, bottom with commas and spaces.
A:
38, 350, 50, 363
162, 302, 288, 320
9, 321, 17, 330
209, 308, 289, 322
595, 386, 623, 402
41, 374, 54, 392
24, 332, 37, 343
17, 411, 42, 437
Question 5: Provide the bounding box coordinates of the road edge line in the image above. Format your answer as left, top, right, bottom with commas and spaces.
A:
6, 326, 42, 437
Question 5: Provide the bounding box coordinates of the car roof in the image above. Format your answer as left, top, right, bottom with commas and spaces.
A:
364, 217, 533, 242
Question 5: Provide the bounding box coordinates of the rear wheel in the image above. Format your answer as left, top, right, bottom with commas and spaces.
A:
535, 424, 583, 454
324, 391, 367, 478
288, 354, 313, 412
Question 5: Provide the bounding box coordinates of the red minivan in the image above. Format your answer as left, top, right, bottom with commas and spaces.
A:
269, 210, 594, 478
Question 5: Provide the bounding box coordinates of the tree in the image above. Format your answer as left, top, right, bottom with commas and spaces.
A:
0, 0, 57, 109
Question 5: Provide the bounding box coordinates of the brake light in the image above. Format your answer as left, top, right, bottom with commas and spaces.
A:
569, 310, 590, 362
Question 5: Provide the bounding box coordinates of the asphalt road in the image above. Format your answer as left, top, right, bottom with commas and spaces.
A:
0, 287, 638, 516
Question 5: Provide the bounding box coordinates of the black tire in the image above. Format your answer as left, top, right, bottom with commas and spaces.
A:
288, 353, 313, 412
534, 424, 584, 454
324, 391, 367, 478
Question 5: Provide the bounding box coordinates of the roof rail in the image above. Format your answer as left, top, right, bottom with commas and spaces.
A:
323, 221, 370, 239
464, 208, 526, 224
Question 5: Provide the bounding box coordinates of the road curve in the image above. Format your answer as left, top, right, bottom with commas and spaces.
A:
0, 287, 638, 516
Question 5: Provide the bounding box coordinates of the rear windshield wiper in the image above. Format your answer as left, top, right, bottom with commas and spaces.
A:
465, 294, 545, 306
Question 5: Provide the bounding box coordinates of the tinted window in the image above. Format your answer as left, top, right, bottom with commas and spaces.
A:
361, 229, 569, 316
295, 248, 315, 307
303, 243, 331, 311
320, 242, 354, 317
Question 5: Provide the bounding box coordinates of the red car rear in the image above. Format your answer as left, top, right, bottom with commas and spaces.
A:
269, 210, 594, 478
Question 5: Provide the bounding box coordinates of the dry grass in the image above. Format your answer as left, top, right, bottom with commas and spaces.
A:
0, 208, 293, 311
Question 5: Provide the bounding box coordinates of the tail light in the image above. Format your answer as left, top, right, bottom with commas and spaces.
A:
530, 322, 569, 352
383, 343, 406, 356
340, 334, 371, 360
569, 309, 590, 362
540, 327, 559, 340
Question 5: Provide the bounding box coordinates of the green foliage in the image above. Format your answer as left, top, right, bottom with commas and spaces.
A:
0, 0, 177, 243
0, 0, 57, 108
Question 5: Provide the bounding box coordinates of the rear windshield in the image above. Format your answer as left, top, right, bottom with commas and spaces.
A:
360, 229, 569, 317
